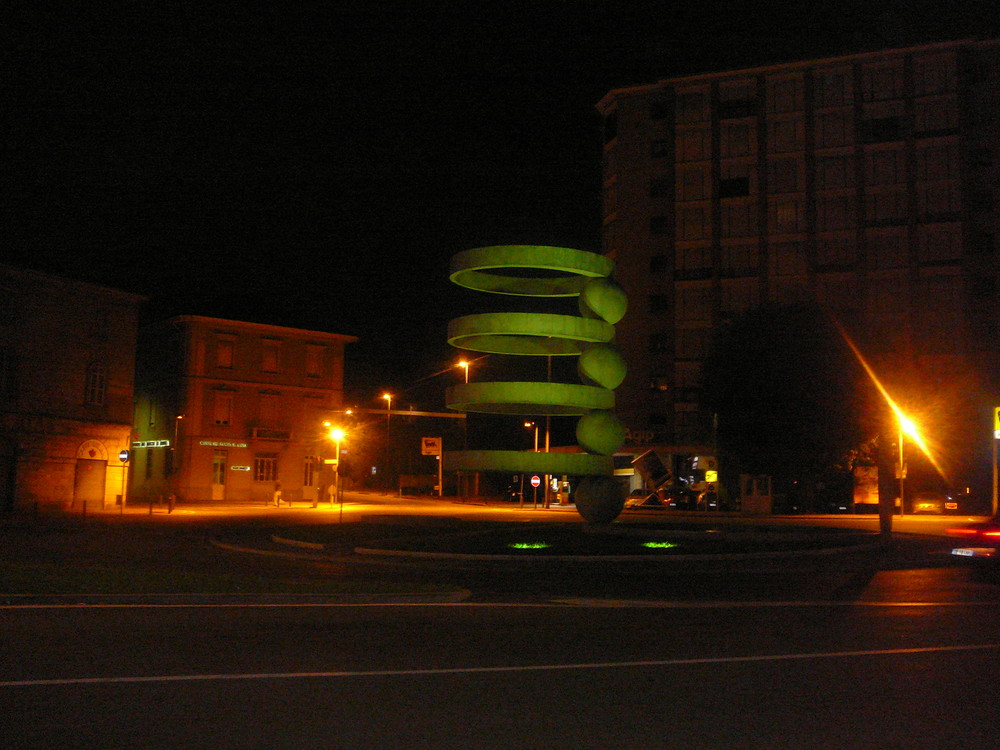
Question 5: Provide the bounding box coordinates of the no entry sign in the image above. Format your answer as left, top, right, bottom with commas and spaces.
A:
530, 475, 541, 488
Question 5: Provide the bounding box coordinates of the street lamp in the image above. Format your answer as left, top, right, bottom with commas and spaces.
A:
328, 425, 346, 520
524, 421, 538, 452
897, 412, 920, 518
381, 393, 392, 437
457, 359, 470, 383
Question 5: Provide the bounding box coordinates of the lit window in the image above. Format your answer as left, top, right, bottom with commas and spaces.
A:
254, 454, 279, 483
84, 362, 106, 406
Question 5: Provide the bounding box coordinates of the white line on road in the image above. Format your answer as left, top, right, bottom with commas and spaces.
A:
3, 643, 998, 689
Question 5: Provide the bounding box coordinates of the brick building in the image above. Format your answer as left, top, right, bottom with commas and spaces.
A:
131, 316, 356, 505
0, 264, 144, 511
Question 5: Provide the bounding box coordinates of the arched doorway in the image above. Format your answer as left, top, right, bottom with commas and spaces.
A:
74, 440, 108, 508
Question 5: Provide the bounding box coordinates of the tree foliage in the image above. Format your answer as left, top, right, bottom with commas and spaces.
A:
701, 303, 873, 490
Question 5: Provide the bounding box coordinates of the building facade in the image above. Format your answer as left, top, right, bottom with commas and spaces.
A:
597, 40, 1000, 485
131, 316, 356, 505
0, 265, 144, 511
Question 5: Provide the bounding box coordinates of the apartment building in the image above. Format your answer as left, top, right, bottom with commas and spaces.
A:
0, 264, 144, 511
131, 316, 356, 505
597, 39, 1000, 468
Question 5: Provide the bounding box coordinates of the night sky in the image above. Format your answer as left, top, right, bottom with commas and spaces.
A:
7, 1, 999, 404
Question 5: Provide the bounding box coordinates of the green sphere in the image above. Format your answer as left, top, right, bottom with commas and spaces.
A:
579, 277, 628, 324
574, 476, 626, 524
578, 344, 627, 390
576, 409, 626, 456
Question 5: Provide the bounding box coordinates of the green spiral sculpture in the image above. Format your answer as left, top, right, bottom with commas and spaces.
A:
444, 245, 629, 522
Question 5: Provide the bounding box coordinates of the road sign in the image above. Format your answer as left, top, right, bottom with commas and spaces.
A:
530, 475, 541, 488
118, 449, 130, 463
421, 437, 442, 456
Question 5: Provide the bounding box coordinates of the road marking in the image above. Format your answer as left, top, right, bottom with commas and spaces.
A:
3, 643, 998, 688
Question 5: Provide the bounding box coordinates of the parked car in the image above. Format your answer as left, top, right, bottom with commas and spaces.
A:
946, 517, 1000, 565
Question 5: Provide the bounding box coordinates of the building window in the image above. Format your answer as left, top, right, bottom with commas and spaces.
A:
0, 349, 16, 402
815, 155, 855, 189
213, 391, 233, 425
254, 453, 279, 483
917, 223, 962, 265
767, 119, 804, 153
650, 99, 672, 121
216, 338, 235, 369
718, 98, 755, 120
814, 69, 852, 108
719, 177, 750, 199
766, 76, 804, 113
860, 116, 902, 143
674, 129, 708, 161
677, 205, 709, 240
649, 294, 671, 314
677, 165, 710, 200
720, 244, 758, 278
817, 195, 856, 231
304, 455, 316, 489
914, 54, 957, 96
650, 216, 671, 235
816, 236, 857, 269
258, 392, 279, 425
261, 339, 281, 373
769, 197, 805, 233
675, 91, 708, 123
84, 362, 107, 406
650, 255, 671, 274
721, 202, 757, 238
867, 228, 909, 269
652, 139, 673, 158
648, 332, 671, 353
675, 328, 709, 360
720, 279, 758, 315
864, 188, 907, 225
306, 345, 323, 378
914, 97, 959, 135
772, 242, 807, 277
676, 245, 713, 281
675, 286, 712, 323
864, 148, 904, 185
145, 448, 154, 480
768, 157, 802, 194
862, 63, 905, 101
720, 122, 754, 157
815, 111, 852, 148
649, 177, 672, 198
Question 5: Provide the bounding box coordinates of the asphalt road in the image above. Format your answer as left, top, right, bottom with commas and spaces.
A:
2, 496, 999, 749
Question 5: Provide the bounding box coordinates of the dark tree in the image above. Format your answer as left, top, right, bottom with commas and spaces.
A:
701, 303, 874, 506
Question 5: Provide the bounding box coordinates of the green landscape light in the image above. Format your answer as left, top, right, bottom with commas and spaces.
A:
509, 542, 550, 550
642, 541, 679, 549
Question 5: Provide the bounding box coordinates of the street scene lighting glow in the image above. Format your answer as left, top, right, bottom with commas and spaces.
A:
838, 326, 947, 480
328, 427, 345, 442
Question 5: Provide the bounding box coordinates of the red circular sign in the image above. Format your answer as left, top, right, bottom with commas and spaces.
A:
530, 475, 541, 488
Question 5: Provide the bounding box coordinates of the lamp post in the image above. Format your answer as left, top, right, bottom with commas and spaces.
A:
328, 425, 345, 521
382, 393, 392, 438
524, 421, 538, 452
896, 412, 919, 518
457, 359, 470, 383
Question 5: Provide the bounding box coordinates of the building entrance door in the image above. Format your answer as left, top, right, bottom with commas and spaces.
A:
211, 450, 227, 501
74, 459, 107, 508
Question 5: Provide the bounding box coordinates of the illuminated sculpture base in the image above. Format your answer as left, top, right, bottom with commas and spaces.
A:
443, 450, 613, 476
